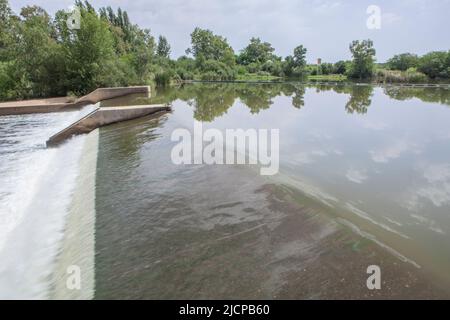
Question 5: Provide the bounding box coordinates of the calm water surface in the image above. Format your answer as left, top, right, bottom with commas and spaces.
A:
95, 83, 450, 298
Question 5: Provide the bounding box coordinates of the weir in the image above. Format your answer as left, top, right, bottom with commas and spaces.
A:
0, 86, 151, 116
46, 104, 171, 146
49, 130, 99, 300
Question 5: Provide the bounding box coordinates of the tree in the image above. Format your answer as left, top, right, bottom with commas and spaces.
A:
186, 27, 235, 66
156, 35, 171, 58
293, 45, 307, 68
418, 51, 449, 79
283, 45, 307, 77
238, 37, 275, 65
348, 39, 376, 79
333, 60, 347, 74
387, 53, 419, 71
18, 6, 61, 96
0, 0, 15, 61
57, 3, 116, 94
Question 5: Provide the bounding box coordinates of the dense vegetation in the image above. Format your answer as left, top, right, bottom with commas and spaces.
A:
1, 0, 449, 101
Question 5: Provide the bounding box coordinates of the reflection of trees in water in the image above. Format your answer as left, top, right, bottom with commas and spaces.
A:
238, 84, 280, 114
186, 84, 237, 122
100, 114, 168, 165
158, 83, 307, 121
313, 84, 373, 114
344, 86, 373, 114
291, 86, 306, 109
153, 83, 449, 121
383, 87, 450, 106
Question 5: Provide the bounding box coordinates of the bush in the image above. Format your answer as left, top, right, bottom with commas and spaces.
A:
387, 53, 419, 71
333, 61, 347, 74
155, 70, 173, 86
176, 68, 194, 80
405, 68, 428, 83
236, 65, 247, 75
198, 59, 236, 80
418, 51, 449, 79
375, 68, 428, 83
257, 71, 271, 77
246, 62, 260, 74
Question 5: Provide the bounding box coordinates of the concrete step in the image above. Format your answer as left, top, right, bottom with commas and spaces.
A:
46, 104, 170, 147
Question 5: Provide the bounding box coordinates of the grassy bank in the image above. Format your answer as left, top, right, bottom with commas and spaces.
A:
307, 74, 347, 82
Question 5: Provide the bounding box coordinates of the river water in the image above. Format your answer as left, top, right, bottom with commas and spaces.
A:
1, 83, 450, 298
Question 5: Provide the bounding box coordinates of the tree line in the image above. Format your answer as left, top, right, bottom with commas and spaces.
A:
1, 0, 449, 101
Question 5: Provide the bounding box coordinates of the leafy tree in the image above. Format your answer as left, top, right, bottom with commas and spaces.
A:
0, 0, 15, 58
16, 6, 63, 97
238, 37, 275, 66
333, 60, 347, 74
156, 35, 171, 58
418, 51, 449, 79
293, 45, 307, 68
56, 3, 116, 94
283, 45, 308, 77
320, 63, 334, 75
387, 53, 419, 71
186, 27, 235, 66
348, 39, 376, 79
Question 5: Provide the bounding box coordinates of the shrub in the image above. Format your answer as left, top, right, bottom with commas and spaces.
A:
155, 70, 173, 86
375, 69, 428, 83
176, 68, 194, 80
198, 59, 236, 80
418, 51, 449, 79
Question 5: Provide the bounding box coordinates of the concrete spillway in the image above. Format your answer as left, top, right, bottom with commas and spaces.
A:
0, 86, 151, 116
46, 104, 170, 146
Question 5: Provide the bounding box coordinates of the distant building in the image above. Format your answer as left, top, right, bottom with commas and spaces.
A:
317, 58, 322, 65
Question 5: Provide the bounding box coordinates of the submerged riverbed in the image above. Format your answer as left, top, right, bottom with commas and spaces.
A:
1, 82, 450, 299
95, 83, 450, 298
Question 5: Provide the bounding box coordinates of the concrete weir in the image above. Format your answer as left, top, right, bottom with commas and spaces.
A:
46, 104, 170, 147
0, 86, 151, 116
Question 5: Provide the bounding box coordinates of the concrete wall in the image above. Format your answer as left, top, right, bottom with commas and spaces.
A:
0, 86, 151, 116
76, 86, 150, 105
47, 104, 170, 146
0, 102, 77, 116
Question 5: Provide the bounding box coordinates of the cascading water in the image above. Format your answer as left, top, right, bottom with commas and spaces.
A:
0, 105, 98, 299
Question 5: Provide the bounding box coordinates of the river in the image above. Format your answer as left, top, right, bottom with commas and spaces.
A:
1, 83, 450, 298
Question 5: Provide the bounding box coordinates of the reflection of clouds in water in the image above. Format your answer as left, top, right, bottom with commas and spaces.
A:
287, 148, 343, 166
345, 168, 368, 184
411, 214, 445, 235
405, 164, 450, 210
275, 174, 338, 208
307, 130, 332, 141
370, 140, 421, 163
359, 119, 387, 131
345, 203, 409, 239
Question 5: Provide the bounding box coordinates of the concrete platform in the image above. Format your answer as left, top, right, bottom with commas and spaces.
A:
0, 86, 150, 116
46, 104, 170, 147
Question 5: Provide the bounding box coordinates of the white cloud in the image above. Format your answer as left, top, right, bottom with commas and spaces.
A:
381, 12, 402, 26
370, 140, 421, 164
403, 164, 450, 211
345, 168, 368, 184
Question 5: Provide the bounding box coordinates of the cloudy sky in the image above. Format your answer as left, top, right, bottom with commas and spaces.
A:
10, 0, 450, 63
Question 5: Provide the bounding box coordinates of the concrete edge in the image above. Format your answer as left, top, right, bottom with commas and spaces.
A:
46, 104, 171, 147
0, 86, 151, 116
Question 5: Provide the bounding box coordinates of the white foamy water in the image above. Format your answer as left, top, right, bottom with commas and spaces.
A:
0, 106, 96, 299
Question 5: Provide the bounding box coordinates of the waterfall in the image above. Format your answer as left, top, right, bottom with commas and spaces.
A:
0, 107, 98, 299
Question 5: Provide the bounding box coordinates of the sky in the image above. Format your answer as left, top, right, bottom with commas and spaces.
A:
9, 0, 450, 63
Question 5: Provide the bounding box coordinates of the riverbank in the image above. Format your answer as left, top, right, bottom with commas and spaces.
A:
181, 79, 450, 88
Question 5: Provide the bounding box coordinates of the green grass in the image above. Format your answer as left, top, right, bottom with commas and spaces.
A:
307, 74, 347, 81
236, 73, 282, 81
